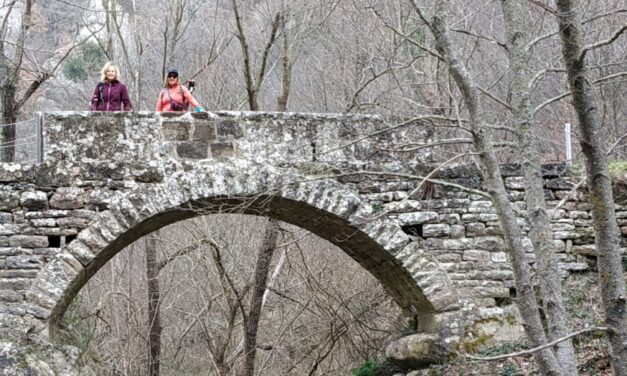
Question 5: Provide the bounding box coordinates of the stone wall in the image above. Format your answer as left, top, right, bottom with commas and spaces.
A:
347, 162, 625, 310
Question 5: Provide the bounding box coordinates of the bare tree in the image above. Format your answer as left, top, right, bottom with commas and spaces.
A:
408, 0, 564, 374
555, 1, 627, 373
146, 233, 161, 376
500, 1, 577, 373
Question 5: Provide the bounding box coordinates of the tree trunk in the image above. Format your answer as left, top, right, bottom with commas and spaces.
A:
1, 86, 16, 162
556, 1, 627, 374
243, 218, 279, 376
500, 1, 577, 373
146, 233, 161, 376
276, 12, 290, 112
418, 1, 564, 374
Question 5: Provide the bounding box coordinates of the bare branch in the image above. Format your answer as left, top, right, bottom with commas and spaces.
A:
477, 86, 512, 111
451, 28, 508, 51
318, 115, 465, 157
464, 327, 610, 362
375, 138, 473, 152
579, 23, 627, 61
535, 71, 627, 114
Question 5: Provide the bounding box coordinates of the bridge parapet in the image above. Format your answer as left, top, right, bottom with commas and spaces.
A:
26, 111, 431, 184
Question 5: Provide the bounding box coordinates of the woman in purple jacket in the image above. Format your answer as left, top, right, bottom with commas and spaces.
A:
90, 62, 132, 111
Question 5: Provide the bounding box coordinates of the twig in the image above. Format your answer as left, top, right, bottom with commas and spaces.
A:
317, 115, 462, 157
580, 23, 627, 61
463, 327, 609, 361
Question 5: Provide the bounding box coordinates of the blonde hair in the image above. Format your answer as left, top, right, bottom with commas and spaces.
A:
100, 62, 120, 82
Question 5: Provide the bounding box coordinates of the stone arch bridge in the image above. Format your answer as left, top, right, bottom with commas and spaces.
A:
0, 112, 621, 373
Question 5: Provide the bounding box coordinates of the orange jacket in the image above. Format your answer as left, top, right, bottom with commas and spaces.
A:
156, 83, 200, 112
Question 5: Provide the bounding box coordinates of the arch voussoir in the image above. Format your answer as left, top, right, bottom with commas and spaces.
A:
355, 218, 412, 254
280, 179, 362, 220
26, 252, 84, 319
395, 242, 459, 312
66, 240, 95, 266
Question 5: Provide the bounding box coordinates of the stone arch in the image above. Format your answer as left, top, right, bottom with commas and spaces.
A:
25, 162, 459, 338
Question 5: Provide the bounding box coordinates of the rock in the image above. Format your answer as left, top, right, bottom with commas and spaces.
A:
422, 224, 451, 237
397, 212, 438, 225
49, 187, 85, 209
19, 191, 48, 211
385, 333, 443, 369
8, 235, 48, 248
0, 191, 19, 211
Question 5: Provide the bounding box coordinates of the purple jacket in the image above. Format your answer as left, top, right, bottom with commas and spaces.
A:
90, 80, 132, 111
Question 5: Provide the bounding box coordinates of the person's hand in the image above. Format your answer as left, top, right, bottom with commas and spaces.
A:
195, 106, 204, 112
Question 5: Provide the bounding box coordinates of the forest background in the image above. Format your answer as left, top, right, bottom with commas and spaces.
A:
1, 0, 626, 375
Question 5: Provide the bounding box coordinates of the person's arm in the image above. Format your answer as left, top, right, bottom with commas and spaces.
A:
121, 84, 132, 111
90, 85, 100, 111
182, 87, 201, 109
156, 90, 164, 111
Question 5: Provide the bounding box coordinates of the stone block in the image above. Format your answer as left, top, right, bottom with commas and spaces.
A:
0, 270, 38, 278
0, 212, 12, 223
30, 219, 56, 227
162, 121, 190, 141
19, 191, 48, 211
572, 245, 596, 255
57, 217, 91, 228
439, 213, 460, 224
553, 240, 566, 253
72, 209, 97, 220
0, 224, 20, 236
545, 178, 575, 190
478, 213, 499, 222
436, 253, 462, 262
34, 228, 77, 236
443, 238, 473, 250
397, 211, 438, 225
508, 191, 524, 201
505, 177, 525, 190
0, 247, 22, 256
473, 286, 510, 298
559, 262, 588, 272
450, 225, 465, 239
5, 255, 42, 269
210, 142, 234, 159
385, 333, 443, 368
463, 249, 490, 262
466, 222, 485, 237
217, 119, 243, 138
474, 236, 504, 251
192, 120, 216, 141
383, 200, 422, 213
9, 235, 48, 248
177, 142, 208, 159
50, 187, 85, 209
491, 252, 508, 262
33, 248, 61, 255
67, 240, 95, 265
422, 224, 451, 237
0, 278, 31, 290
24, 210, 70, 219
0, 290, 21, 302
467, 201, 494, 213
0, 191, 19, 211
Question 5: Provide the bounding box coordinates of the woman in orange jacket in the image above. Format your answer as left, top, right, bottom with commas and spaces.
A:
156, 67, 203, 112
